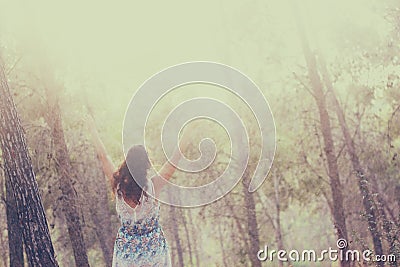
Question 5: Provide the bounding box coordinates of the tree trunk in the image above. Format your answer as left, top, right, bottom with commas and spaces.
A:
273, 174, 284, 267
181, 209, 193, 266
187, 208, 201, 267
0, 59, 58, 266
0, 222, 8, 267
5, 175, 24, 267
170, 206, 184, 267
223, 194, 250, 259
85, 109, 117, 266
292, 7, 350, 266
1, 170, 9, 267
318, 55, 385, 266
217, 223, 229, 267
396, 185, 400, 223
86, 161, 114, 267
242, 172, 262, 267
375, 194, 398, 267
44, 85, 90, 267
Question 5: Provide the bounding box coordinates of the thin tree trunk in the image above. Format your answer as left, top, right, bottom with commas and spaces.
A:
217, 223, 229, 267
1, 171, 9, 267
223, 195, 250, 259
273, 174, 284, 267
242, 172, 261, 267
396, 185, 400, 223
44, 85, 90, 267
170, 206, 184, 267
0, 222, 8, 267
85, 159, 114, 267
292, 6, 350, 266
5, 175, 24, 267
318, 55, 384, 266
181, 209, 193, 266
0, 59, 58, 267
187, 208, 200, 267
368, 174, 399, 266
85, 101, 116, 266
375, 194, 399, 267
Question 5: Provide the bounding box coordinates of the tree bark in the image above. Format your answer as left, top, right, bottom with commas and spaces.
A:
86, 160, 114, 267
0, 222, 8, 267
85, 105, 117, 266
223, 194, 250, 259
0, 59, 58, 266
318, 55, 385, 266
292, 6, 350, 266
273, 174, 284, 267
44, 85, 90, 267
217, 223, 229, 267
242, 172, 262, 267
187, 208, 201, 267
396, 185, 400, 223
5, 175, 24, 267
375, 194, 398, 267
181, 209, 193, 266
89, 204, 114, 266
170, 206, 184, 267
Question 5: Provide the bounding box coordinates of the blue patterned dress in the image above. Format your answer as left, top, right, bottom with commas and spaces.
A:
112, 179, 171, 267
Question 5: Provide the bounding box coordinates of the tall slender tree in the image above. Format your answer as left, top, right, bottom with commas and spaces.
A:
291, 3, 350, 266
318, 54, 385, 266
242, 172, 262, 267
273, 173, 285, 267
44, 80, 90, 267
187, 208, 201, 267
0, 58, 58, 266
181, 209, 194, 266
84, 98, 115, 266
170, 205, 184, 267
85, 158, 114, 266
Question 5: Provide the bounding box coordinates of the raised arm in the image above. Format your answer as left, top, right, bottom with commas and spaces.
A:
87, 117, 116, 188
152, 132, 191, 198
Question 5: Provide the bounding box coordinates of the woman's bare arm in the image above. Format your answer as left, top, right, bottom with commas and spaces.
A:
87, 118, 116, 187
152, 132, 191, 198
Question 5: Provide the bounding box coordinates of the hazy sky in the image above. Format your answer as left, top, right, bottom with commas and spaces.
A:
0, 0, 393, 143
0, 0, 390, 81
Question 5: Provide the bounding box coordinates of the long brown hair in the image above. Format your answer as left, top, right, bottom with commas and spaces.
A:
112, 145, 150, 205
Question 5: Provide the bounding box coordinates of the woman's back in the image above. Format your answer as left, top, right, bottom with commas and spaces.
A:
116, 179, 158, 224
112, 179, 171, 267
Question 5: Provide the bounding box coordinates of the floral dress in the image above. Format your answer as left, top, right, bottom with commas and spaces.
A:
112, 179, 171, 267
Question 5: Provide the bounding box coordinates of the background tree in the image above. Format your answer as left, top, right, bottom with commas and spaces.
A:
43, 77, 90, 267
0, 58, 58, 267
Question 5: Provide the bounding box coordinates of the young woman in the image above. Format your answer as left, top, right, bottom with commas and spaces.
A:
89, 121, 190, 267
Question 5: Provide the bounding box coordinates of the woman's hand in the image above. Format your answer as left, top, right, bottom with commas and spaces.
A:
151, 126, 194, 198
85, 115, 116, 187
